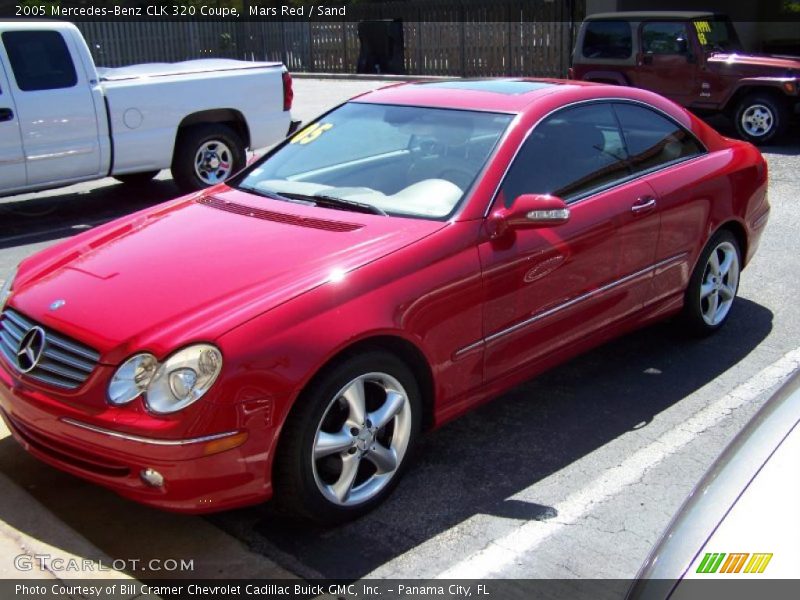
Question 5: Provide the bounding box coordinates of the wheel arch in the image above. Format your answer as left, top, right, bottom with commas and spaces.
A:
716, 219, 749, 269
723, 84, 788, 115
175, 109, 251, 150
581, 70, 630, 86
300, 334, 437, 432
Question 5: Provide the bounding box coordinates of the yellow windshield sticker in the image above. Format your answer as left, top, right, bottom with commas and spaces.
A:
694, 21, 710, 45
290, 122, 333, 145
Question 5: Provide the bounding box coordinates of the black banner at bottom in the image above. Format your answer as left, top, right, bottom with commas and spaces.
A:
4, 579, 800, 600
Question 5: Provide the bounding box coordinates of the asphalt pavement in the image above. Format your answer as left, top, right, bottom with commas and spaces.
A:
0, 78, 798, 582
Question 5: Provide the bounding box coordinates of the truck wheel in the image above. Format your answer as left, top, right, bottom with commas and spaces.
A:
113, 171, 160, 186
172, 124, 245, 192
734, 93, 788, 144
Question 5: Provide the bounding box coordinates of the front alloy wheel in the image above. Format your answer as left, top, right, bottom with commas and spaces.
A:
313, 372, 412, 506
274, 351, 421, 523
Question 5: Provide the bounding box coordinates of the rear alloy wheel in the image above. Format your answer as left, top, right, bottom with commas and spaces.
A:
734, 94, 788, 144
274, 351, 421, 524
681, 230, 741, 335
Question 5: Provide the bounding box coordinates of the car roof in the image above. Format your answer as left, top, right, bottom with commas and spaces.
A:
585, 11, 721, 21
352, 78, 603, 113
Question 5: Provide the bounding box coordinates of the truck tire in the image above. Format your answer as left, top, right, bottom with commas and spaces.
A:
734, 93, 788, 145
171, 124, 245, 192
113, 171, 160, 186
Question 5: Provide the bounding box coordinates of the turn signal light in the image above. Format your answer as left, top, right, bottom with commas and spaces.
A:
202, 431, 248, 456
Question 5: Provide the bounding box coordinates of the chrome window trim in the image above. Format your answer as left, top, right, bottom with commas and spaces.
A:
482, 97, 709, 217
453, 252, 688, 359
61, 417, 240, 446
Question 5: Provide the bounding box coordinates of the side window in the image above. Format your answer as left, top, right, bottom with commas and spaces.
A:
1, 31, 77, 92
613, 103, 705, 173
500, 104, 631, 205
582, 21, 633, 59
641, 22, 690, 55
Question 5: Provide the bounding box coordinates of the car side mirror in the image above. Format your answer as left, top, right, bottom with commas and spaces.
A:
487, 194, 570, 239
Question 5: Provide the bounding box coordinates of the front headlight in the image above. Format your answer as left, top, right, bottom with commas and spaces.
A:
107, 344, 223, 414
108, 353, 158, 405
0, 266, 18, 312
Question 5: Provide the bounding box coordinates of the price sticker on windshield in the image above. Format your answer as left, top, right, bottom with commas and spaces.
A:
694, 21, 710, 45
290, 122, 333, 145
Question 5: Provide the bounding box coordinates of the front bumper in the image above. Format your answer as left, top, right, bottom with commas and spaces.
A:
0, 366, 272, 513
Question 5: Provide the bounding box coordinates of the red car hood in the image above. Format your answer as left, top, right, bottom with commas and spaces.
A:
708, 52, 800, 72
11, 189, 445, 363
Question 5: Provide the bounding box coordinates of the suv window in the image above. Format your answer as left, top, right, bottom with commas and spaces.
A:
613, 103, 705, 173
2, 31, 77, 92
582, 21, 633, 59
500, 103, 631, 204
641, 22, 690, 55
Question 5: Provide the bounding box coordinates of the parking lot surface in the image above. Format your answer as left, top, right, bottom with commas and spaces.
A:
0, 78, 798, 581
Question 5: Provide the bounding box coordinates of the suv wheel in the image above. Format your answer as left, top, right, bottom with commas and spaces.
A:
734, 93, 788, 144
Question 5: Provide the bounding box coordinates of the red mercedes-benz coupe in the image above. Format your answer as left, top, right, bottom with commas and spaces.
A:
0, 79, 769, 523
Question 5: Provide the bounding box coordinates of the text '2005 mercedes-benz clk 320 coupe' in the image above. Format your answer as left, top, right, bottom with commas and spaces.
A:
0, 79, 769, 523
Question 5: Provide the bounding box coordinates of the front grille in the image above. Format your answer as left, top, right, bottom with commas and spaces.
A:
0, 309, 100, 391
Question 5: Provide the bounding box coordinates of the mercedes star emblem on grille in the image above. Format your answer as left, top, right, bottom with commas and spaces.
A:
16, 326, 46, 373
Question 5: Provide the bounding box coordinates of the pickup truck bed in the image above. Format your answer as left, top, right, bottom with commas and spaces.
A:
97, 59, 285, 81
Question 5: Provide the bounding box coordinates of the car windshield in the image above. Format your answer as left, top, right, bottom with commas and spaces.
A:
692, 18, 742, 53
235, 103, 513, 219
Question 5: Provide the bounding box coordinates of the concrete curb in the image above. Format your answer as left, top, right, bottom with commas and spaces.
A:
0, 472, 139, 592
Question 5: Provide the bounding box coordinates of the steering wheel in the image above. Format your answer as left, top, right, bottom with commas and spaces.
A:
435, 167, 473, 190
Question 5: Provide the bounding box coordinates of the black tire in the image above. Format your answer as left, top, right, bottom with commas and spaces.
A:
681, 230, 742, 337
273, 350, 422, 524
733, 93, 789, 145
113, 171, 160, 186
171, 124, 245, 192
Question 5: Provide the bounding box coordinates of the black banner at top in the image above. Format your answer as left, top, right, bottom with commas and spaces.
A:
1, 0, 800, 23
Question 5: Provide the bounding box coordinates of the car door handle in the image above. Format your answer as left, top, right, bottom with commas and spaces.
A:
631, 196, 657, 214
0, 108, 13, 122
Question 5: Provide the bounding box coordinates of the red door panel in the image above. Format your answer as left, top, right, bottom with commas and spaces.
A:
479, 178, 660, 384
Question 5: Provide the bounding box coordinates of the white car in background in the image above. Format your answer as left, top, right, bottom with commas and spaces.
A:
0, 21, 295, 195
629, 370, 800, 598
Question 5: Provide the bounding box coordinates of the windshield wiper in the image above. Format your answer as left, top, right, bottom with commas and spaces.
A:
236, 185, 314, 206
279, 192, 387, 216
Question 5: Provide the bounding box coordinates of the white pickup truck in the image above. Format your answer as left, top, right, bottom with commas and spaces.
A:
0, 21, 295, 196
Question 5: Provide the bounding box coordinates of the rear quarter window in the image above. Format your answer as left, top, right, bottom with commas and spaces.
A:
613, 103, 705, 173
2, 30, 77, 92
582, 21, 633, 59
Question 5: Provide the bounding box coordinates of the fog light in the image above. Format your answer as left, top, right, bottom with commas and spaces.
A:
140, 468, 164, 488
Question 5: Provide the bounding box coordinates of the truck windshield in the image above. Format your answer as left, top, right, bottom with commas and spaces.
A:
234, 103, 512, 219
692, 19, 742, 53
